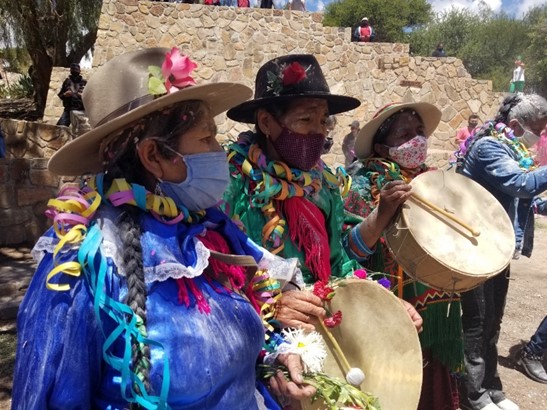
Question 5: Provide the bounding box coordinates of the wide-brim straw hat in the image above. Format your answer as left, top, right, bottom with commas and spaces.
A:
354, 101, 442, 159
227, 54, 360, 124
48, 48, 253, 176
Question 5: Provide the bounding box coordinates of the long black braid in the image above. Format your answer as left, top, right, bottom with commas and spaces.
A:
99, 100, 208, 406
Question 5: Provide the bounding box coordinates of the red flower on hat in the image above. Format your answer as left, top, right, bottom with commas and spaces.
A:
282, 62, 307, 87
161, 48, 197, 94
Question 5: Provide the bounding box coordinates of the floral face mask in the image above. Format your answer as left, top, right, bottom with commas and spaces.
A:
386, 135, 428, 169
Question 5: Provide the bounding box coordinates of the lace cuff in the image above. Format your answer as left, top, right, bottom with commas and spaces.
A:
263, 342, 298, 366
258, 248, 303, 286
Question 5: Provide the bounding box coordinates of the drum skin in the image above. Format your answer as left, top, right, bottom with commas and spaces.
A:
384, 169, 514, 293
301, 279, 422, 410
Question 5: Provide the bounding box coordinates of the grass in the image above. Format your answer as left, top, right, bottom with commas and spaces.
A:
0, 325, 16, 405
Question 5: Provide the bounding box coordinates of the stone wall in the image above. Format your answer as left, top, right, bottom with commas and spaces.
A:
5, 0, 506, 246
0, 119, 72, 245
45, 0, 503, 168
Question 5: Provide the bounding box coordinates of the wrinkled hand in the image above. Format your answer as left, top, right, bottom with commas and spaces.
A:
274, 290, 326, 331
401, 299, 423, 333
377, 180, 412, 223
269, 353, 316, 401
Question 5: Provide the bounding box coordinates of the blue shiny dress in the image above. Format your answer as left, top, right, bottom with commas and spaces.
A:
12, 205, 280, 410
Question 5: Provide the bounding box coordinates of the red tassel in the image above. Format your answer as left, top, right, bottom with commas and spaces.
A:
281, 197, 331, 282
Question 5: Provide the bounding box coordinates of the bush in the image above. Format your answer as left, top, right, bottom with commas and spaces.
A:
0, 74, 34, 99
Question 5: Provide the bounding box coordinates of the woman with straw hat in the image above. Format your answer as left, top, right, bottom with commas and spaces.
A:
344, 101, 464, 410
12, 48, 314, 409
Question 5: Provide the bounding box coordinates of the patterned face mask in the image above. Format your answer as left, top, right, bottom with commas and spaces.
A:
387, 135, 428, 169
270, 125, 326, 171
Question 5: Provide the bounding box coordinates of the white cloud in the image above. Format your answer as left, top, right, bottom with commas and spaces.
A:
313, 0, 542, 15
428, 0, 502, 14
515, 0, 545, 17
428, 0, 544, 16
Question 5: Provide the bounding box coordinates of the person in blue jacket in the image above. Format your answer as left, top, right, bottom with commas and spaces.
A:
455, 93, 547, 410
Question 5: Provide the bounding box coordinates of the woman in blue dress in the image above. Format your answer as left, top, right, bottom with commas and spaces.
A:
12, 48, 314, 410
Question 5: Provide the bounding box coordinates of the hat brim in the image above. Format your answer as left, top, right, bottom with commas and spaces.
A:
48, 83, 252, 176
226, 93, 361, 124
354, 102, 442, 159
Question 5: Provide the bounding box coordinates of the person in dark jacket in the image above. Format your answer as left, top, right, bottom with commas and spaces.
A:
56, 63, 87, 127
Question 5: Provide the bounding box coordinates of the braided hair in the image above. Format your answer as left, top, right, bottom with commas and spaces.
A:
495, 94, 547, 126
495, 94, 522, 124
100, 100, 209, 404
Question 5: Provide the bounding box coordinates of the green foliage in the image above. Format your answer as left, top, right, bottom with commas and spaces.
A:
406, 7, 480, 57
0, 48, 32, 75
0, 74, 34, 99
323, 0, 432, 43
259, 365, 381, 410
523, 5, 547, 95
0, 0, 102, 114
0, 331, 17, 381
407, 5, 545, 93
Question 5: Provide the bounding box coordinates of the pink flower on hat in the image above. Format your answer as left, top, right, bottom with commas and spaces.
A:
161, 48, 197, 94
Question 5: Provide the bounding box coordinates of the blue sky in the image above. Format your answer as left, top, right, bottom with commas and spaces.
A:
300, 0, 544, 17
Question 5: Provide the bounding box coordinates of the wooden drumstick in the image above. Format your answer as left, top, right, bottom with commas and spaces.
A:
319, 320, 352, 374
410, 192, 481, 237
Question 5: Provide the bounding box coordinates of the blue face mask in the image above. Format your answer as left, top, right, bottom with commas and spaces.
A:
159, 150, 230, 211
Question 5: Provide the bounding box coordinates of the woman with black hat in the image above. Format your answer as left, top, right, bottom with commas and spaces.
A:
343, 102, 464, 410
223, 55, 423, 333
12, 48, 314, 410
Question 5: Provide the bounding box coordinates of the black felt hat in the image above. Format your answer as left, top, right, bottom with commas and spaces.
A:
227, 54, 360, 124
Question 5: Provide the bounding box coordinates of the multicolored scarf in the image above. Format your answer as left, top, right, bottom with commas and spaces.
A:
44, 173, 282, 408
227, 132, 351, 281
454, 121, 537, 171
361, 157, 428, 202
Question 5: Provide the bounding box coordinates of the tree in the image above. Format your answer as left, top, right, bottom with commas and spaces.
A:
523, 5, 547, 96
0, 0, 102, 116
323, 0, 433, 43
406, 7, 480, 57
407, 7, 532, 92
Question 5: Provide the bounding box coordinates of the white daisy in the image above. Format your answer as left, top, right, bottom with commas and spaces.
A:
282, 328, 327, 373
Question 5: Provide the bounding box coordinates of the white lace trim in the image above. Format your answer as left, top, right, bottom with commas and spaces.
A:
258, 248, 303, 286
263, 342, 298, 366
32, 236, 61, 264
32, 234, 211, 283
144, 239, 210, 283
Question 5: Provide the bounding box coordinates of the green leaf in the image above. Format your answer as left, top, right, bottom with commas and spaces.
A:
148, 65, 163, 79
148, 76, 167, 96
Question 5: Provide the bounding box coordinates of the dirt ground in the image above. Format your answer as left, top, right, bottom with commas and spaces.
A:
495, 216, 547, 410
0, 221, 546, 410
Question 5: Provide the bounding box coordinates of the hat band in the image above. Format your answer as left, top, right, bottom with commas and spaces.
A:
95, 94, 155, 127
